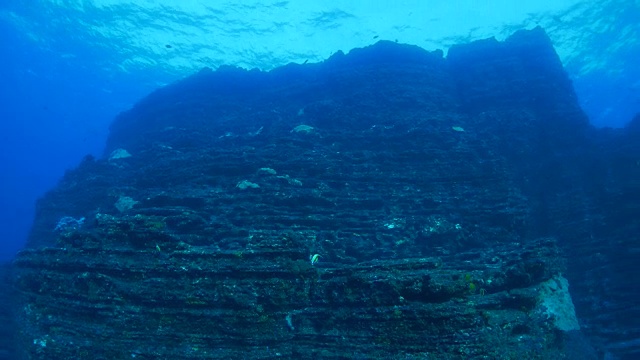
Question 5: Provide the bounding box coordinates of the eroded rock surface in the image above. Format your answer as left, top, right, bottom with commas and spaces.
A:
12, 27, 638, 359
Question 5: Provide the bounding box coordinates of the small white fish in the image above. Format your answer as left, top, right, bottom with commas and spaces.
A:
310, 254, 321, 265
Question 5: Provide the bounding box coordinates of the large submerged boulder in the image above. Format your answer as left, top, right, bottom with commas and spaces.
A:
13, 26, 634, 359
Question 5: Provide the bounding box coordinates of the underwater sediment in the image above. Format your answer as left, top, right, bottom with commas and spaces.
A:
7, 27, 640, 359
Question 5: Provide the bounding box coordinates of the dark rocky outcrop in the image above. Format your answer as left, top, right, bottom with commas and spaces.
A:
566, 113, 640, 359
9, 26, 637, 359
0, 263, 16, 360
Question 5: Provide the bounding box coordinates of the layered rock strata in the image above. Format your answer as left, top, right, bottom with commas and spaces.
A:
11, 27, 618, 359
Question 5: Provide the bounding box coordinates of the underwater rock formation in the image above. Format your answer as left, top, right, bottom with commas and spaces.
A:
0, 263, 16, 359
11, 26, 636, 359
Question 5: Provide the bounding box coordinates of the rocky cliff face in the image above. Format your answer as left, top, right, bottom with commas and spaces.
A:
11, 26, 633, 359
567, 114, 640, 359
0, 263, 16, 359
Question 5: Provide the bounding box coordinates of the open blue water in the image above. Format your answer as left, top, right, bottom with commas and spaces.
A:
0, 0, 638, 263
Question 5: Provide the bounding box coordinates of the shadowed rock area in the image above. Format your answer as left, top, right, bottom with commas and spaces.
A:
7, 26, 638, 359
